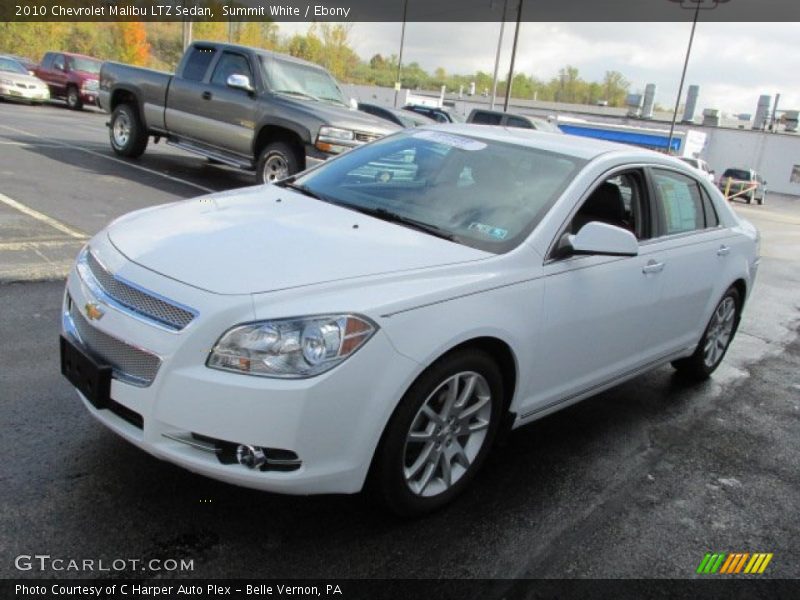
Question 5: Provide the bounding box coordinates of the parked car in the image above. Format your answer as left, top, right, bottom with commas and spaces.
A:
60, 126, 758, 515
403, 104, 465, 123
718, 168, 767, 205
0, 55, 50, 105
358, 102, 436, 128
8, 54, 38, 75
35, 51, 101, 110
679, 157, 716, 183
467, 108, 562, 133
99, 42, 399, 183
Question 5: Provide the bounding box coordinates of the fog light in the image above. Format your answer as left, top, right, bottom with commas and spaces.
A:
236, 444, 267, 469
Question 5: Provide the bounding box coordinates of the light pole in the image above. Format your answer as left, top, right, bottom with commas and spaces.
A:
394, 0, 409, 108
490, 0, 509, 110
667, 1, 700, 154
503, 0, 523, 112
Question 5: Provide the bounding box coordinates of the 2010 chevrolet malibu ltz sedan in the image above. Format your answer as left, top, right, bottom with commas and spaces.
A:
60, 126, 759, 515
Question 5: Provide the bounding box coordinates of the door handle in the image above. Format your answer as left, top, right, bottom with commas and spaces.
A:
717, 245, 731, 257
201, 91, 212, 100
642, 260, 665, 274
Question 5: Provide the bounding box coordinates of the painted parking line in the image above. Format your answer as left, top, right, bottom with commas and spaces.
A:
0, 192, 88, 240
0, 123, 216, 194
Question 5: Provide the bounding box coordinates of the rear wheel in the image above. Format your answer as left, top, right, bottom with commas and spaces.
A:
256, 142, 300, 184
371, 349, 504, 516
66, 85, 82, 110
109, 104, 148, 158
672, 287, 741, 380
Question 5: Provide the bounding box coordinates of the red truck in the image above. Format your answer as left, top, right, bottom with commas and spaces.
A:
35, 52, 101, 110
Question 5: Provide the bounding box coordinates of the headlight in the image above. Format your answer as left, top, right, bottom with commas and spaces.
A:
318, 126, 355, 142
82, 80, 99, 91
207, 314, 376, 378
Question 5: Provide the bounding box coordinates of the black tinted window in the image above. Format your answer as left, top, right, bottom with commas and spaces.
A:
471, 112, 502, 125
722, 169, 750, 181
182, 47, 216, 82
507, 116, 533, 129
211, 52, 252, 87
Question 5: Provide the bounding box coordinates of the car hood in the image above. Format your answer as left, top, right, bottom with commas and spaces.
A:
0, 71, 46, 87
273, 94, 401, 135
107, 185, 490, 295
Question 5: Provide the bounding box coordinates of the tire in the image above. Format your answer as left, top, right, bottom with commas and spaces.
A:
671, 287, 741, 381
66, 85, 83, 110
256, 142, 300, 184
371, 349, 504, 516
756, 195, 764, 206
109, 104, 148, 158
746, 193, 752, 205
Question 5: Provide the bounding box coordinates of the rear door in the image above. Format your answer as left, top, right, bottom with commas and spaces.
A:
164, 45, 218, 143
641, 168, 729, 357
40, 53, 68, 95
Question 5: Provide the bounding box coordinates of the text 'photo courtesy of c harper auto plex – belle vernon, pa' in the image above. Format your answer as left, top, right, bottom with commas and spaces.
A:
1, 0, 800, 599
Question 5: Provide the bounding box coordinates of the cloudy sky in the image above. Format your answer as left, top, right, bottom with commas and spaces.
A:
278, 22, 798, 116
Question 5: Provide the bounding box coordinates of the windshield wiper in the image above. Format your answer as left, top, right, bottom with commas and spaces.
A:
343, 205, 456, 242
274, 89, 322, 102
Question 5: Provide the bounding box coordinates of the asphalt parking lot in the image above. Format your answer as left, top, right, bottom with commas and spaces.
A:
0, 101, 798, 582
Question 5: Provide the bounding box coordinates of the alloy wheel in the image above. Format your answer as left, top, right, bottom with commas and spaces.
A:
263, 154, 289, 182
112, 112, 131, 148
703, 296, 736, 368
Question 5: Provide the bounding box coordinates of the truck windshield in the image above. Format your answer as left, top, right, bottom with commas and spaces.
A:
262, 57, 347, 106
68, 57, 101, 74
289, 130, 585, 253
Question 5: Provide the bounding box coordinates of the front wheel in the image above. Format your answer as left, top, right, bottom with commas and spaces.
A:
372, 349, 504, 516
256, 142, 300, 184
672, 287, 741, 380
109, 104, 148, 158
66, 85, 83, 110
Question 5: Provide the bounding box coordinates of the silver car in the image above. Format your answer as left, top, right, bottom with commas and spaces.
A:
0, 55, 50, 105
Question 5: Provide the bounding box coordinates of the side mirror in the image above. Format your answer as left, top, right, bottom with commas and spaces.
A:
569, 222, 638, 257
226, 73, 254, 93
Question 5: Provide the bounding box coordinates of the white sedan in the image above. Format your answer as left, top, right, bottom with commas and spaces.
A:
60, 126, 759, 515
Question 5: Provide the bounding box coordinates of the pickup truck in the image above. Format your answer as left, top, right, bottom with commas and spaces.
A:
98, 42, 400, 183
35, 51, 101, 110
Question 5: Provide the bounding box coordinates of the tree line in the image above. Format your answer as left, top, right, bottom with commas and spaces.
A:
0, 21, 630, 106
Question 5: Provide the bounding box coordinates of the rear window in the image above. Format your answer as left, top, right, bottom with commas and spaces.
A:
722, 169, 750, 181
182, 47, 216, 82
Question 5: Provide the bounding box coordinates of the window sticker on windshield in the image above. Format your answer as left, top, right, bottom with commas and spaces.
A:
469, 222, 508, 240
412, 130, 487, 151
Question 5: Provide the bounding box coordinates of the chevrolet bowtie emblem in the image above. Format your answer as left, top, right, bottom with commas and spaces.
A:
84, 302, 105, 321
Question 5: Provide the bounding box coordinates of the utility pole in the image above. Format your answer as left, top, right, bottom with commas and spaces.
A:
503, 0, 523, 112
182, 20, 192, 51
490, 0, 509, 110
667, 2, 700, 155
394, 0, 409, 108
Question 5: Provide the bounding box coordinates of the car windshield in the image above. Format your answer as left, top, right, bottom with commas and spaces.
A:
67, 56, 101, 74
289, 129, 585, 253
0, 57, 27, 74
723, 169, 750, 180
262, 57, 347, 106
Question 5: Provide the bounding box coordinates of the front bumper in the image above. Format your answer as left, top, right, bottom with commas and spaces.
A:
0, 84, 49, 102
62, 240, 417, 495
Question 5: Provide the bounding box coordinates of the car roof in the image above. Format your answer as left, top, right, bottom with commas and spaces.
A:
194, 41, 327, 71
424, 123, 655, 160
58, 52, 101, 60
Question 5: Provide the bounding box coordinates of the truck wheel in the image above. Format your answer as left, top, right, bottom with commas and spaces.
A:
66, 85, 83, 110
109, 104, 148, 158
256, 142, 299, 184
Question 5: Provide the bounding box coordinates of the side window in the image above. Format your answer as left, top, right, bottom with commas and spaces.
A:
210, 52, 253, 88
52, 54, 65, 71
182, 47, 216, 82
652, 169, 707, 235
472, 112, 502, 125
700, 187, 719, 228
41, 53, 53, 69
506, 116, 533, 129
569, 170, 650, 240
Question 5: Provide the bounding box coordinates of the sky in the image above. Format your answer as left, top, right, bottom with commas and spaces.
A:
277, 21, 798, 116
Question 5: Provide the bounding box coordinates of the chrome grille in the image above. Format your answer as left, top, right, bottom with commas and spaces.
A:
68, 296, 161, 387
85, 252, 195, 331
355, 131, 382, 144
